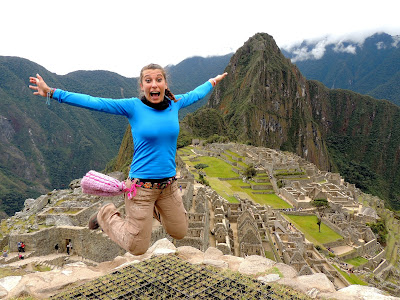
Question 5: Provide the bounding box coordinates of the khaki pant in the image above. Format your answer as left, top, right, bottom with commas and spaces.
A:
97, 180, 188, 255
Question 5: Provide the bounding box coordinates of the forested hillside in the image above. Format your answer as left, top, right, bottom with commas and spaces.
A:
282, 33, 400, 106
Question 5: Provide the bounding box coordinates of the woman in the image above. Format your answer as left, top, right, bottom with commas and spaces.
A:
29, 64, 227, 255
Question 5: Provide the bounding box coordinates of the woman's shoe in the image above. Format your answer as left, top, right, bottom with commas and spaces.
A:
88, 212, 99, 230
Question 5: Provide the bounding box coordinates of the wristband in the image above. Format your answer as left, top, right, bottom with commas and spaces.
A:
211, 79, 217, 87
49, 88, 56, 98
46, 88, 56, 106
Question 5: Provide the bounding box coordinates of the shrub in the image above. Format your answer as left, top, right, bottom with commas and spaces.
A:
243, 165, 257, 179
194, 163, 209, 170
198, 174, 209, 186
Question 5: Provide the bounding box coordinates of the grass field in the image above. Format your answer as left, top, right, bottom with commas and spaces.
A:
283, 214, 343, 246
179, 148, 291, 208
332, 264, 368, 286
345, 256, 369, 267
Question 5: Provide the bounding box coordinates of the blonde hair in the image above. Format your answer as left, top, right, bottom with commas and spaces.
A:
139, 63, 178, 102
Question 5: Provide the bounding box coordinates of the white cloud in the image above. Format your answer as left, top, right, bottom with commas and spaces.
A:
392, 36, 400, 47
376, 42, 387, 50
333, 42, 357, 54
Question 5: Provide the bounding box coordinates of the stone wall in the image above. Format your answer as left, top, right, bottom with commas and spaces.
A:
9, 227, 126, 262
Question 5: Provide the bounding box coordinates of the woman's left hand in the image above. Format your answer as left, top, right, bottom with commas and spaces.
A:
29, 74, 51, 97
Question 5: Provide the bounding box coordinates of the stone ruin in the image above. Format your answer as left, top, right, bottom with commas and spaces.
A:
3, 142, 399, 295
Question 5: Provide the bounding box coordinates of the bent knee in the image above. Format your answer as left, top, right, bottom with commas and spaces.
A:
128, 242, 150, 256
169, 228, 188, 240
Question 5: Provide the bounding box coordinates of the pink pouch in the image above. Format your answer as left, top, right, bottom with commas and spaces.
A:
81, 170, 126, 197
80, 170, 140, 199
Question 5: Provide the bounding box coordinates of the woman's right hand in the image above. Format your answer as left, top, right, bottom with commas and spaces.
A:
29, 73, 50, 97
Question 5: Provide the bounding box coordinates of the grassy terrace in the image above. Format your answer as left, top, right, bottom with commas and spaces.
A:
178, 147, 291, 209
332, 264, 368, 286
283, 214, 343, 246
345, 256, 369, 267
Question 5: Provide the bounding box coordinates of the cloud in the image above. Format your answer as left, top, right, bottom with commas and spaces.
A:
376, 42, 387, 50
290, 40, 330, 62
333, 42, 357, 54
287, 34, 373, 62
392, 36, 400, 47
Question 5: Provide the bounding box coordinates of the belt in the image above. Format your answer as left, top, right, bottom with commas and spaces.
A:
131, 176, 177, 190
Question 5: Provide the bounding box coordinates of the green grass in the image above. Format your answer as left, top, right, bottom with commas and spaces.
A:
283, 214, 343, 245
0, 267, 28, 278
180, 147, 292, 208
332, 264, 368, 286
345, 256, 368, 267
207, 178, 239, 203
187, 156, 239, 178
265, 251, 275, 261
251, 193, 292, 209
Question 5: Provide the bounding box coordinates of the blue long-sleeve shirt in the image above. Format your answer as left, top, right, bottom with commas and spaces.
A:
52, 81, 213, 179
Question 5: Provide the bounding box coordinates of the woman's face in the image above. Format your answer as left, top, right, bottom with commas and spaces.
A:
140, 69, 167, 103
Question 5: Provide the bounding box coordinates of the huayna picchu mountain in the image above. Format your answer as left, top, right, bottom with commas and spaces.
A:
183, 33, 400, 210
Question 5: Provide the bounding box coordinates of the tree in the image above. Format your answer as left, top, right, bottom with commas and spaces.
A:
367, 220, 388, 246
244, 165, 257, 179
311, 198, 329, 233
194, 163, 209, 170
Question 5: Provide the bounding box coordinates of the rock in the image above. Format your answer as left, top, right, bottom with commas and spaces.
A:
221, 254, 244, 271
238, 255, 276, 275
274, 262, 298, 278
176, 246, 204, 264
45, 215, 75, 226
320, 284, 400, 300
0, 276, 22, 292
204, 247, 224, 260
278, 273, 336, 295
69, 179, 81, 189
203, 259, 229, 269
23, 194, 50, 215
146, 238, 176, 254
258, 273, 280, 283
0, 285, 7, 298
153, 248, 176, 256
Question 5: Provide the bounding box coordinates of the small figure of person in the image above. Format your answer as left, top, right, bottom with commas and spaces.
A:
18, 254, 24, 260
2, 250, 8, 258
17, 241, 22, 252
66, 242, 72, 255
179, 185, 183, 193
55, 244, 59, 254
30, 64, 227, 255
21, 242, 25, 252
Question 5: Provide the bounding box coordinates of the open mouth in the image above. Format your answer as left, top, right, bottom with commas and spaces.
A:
150, 92, 160, 97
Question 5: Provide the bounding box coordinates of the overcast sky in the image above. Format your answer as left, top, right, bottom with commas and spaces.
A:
2, 0, 399, 78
